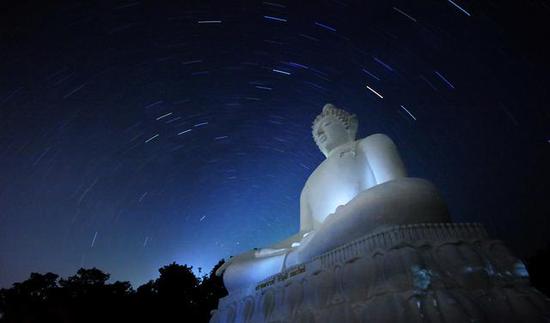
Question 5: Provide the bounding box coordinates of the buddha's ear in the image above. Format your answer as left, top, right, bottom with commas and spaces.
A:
349, 114, 359, 139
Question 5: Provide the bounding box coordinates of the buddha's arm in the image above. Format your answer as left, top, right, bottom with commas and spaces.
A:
299, 188, 314, 233
361, 133, 407, 184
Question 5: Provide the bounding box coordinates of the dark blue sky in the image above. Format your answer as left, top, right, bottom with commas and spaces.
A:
1, 0, 549, 288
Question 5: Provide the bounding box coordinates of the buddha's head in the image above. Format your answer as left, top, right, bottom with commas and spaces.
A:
313, 103, 358, 157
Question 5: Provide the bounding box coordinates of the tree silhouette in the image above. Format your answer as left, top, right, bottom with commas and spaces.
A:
152, 262, 202, 320
11, 272, 58, 301
157, 262, 199, 298
60, 268, 109, 287
136, 279, 157, 297
0, 272, 59, 322
199, 259, 228, 320
0, 260, 228, 322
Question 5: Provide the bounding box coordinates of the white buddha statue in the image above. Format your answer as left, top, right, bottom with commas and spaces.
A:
217, 104, 450, 293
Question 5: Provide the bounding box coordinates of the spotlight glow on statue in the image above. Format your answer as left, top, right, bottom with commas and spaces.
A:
217, 103, 449, 293
211, 104, 550, 323
304, 103, 407, 230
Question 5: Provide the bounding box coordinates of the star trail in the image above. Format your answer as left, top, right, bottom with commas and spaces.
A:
0, 0, 549, 288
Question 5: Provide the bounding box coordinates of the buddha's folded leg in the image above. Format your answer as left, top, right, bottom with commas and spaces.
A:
221, 249, 287, 293
290, 178, 451, 264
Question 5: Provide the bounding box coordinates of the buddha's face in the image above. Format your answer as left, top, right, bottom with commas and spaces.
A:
314, 116, 353, 157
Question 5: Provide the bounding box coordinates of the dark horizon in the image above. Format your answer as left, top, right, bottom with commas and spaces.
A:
1, 0, 549, 289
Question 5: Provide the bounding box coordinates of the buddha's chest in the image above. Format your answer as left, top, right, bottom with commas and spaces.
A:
304, 149, 375, 225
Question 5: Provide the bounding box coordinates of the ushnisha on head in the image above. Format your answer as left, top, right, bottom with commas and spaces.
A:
312, 103, 359, 157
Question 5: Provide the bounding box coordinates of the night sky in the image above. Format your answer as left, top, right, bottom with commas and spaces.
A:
1, 1, 549, 288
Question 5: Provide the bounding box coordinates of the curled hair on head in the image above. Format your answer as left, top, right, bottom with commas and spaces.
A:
312, 103, 358, 144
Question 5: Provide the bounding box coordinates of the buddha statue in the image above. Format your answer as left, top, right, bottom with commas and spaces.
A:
217, 103, 450, 293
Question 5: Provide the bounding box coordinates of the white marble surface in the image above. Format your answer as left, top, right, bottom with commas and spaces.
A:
218, 104, 435, 293
211, 104, 550, 322
211, 224, 550, 323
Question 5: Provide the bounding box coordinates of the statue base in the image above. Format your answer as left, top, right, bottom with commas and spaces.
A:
210, 223, 550, 323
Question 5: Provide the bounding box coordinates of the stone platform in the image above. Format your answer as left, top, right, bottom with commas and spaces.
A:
210, 223, 550, 323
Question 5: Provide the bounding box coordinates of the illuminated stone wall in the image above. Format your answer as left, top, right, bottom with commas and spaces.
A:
211, 223, 550, 323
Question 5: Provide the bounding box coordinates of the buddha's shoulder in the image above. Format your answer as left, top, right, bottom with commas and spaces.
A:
304, 162, 325, 185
